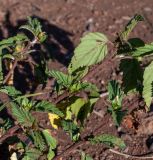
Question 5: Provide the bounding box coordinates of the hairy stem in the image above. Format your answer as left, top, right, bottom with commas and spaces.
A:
3, 59, 18, 85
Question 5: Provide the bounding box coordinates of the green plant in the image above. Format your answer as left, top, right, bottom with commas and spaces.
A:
1, 13, 153, 159
81, 151, 93, 160
89, 133, 126, 149
107, 80, 126, 127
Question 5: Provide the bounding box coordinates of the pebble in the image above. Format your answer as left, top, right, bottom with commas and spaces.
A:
144, 7, 152, 12
122, 16, 131, 21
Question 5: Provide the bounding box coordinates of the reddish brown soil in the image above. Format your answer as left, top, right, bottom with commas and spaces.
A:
1, 0, 153, 160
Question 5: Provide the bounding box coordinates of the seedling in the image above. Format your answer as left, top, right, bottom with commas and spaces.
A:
107, 80, 126, 127
1, 14, 153, 159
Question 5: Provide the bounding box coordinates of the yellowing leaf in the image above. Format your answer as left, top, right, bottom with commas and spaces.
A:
70, 98, 86, 118
48, 113, 61, 129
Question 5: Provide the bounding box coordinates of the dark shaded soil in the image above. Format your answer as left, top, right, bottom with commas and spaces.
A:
1, 0, 153, 160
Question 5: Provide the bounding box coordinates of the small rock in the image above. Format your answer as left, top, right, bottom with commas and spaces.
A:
144, 7, 152, 12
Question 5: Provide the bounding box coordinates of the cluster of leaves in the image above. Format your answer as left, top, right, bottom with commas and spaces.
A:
107, 80, 126, 127
0, 18, 57, 159
1, 13, 153, 159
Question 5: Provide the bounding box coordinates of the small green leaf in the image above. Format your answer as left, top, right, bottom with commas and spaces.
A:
108, 80, 123, 108
29, 131, 46, 151
78, 97, 98, 125
42, 129, 57, 149
89, 134, 126, 149
143, 61, 153, 108
0, 86, 22, 98
47, 148, 55, 160
70, 98, 86, 118
119, 14, 144, 41
131, 43, 153, 57
0, 34, 28, 46
20, 17, 47, 42
35, 100, 64, 117
23, 148, 42, 160
70, 66, 89, 81
11, 102, 35, 127
61, 120, 80, 141
47, 70, 72, 89
3, 54, 15, 60
81, 152, 93, 160
107, 80, 125, 126
68, 32, 108, 73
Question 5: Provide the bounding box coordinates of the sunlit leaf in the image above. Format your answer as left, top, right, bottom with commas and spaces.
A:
131, 43, 153, 57
68, 32, 108, 73
143, 61, 153, 108
70, 98, 86, 119
81, 152, 93, 160
42, 129, 57, 149
89, 134, 126, 149
23, 148, 42, 160
119, 14, 144, 41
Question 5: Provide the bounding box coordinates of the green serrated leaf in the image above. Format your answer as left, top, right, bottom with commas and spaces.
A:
108, 80, 123, 107
11, 102, 35, 127
42, 129, 57, 149
120, 59, 143, 93
119, 14, 144, 41
20, 17, 47, 42
89, 134, 126, 149
23, 148, 42, 160
70, 81, 98, 93
0, 86, 22, 98
0, 34, 28, 46
131, 43, 153, 57
35, 100, 64, 117
143, 61, 153, 108
107, 80, 125, 126
70, 66, 89, 81
78, 97, 98, 125
68, 32, 108, 73
70, 98, 86, 119
30, 131, 46, 151
3, 54, 15, 60
61, 120, 80, 141
47, 70, 72, 88
47, 148, 55, 160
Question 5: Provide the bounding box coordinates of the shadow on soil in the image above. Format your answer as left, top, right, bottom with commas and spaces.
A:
1, 11, 74, 93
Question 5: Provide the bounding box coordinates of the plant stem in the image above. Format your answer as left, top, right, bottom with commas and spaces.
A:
3, 59, 18, 85
109, 149, 153, 159
0, 125, 20, 144
0, 90, 52, 112
3, 38, 38, 85
54, 140, 88, 160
